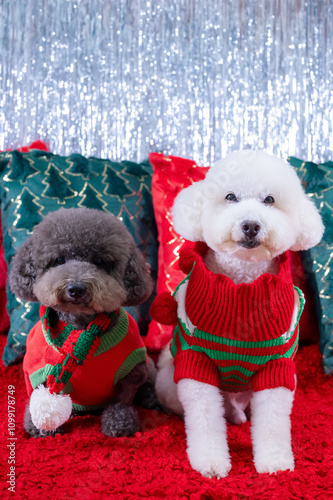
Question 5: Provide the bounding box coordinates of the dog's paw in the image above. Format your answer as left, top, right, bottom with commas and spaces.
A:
187, 447, 231, 479
254, 451, 294, 474
101, 402, 141, 437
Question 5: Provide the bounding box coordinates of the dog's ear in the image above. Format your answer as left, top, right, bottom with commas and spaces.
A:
9, 236, 38, 301
290, 196, 324, 251
123, 246, 153, 306
172, 180, 207, 241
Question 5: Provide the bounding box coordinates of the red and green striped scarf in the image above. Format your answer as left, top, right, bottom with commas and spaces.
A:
42, 307, 118, 394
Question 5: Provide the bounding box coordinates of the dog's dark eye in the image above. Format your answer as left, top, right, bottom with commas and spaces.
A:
225, 193, 238, 202
54, 257, 66, 266
93, 257, 106, 268
93, 257, 115, 271
263, 196, 275, 204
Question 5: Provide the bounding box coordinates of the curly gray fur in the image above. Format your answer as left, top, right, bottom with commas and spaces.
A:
10, 207, 156, 438
101, 402, 141, 437
9, 207, 153, 322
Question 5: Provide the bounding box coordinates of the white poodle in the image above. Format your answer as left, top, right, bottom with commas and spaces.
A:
153, 150, 324, 478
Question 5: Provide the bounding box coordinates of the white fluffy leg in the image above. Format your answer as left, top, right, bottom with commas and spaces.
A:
178, 378, 231, 479
251, 386, 295, 474
30, 385, 72, 431
155, 348, 183, 416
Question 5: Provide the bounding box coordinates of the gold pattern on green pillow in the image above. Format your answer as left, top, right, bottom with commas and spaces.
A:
0, 150, 157, 366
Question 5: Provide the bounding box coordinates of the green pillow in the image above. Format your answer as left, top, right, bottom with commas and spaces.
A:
0, 150, 157, 366
288, 157, 333, 375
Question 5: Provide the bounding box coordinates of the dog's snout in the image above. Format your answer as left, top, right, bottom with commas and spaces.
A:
241, 221, 261, 238
66, 283, 87, 300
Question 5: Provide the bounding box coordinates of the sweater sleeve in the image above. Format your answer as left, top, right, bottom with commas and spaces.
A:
173, 348, 221, 387
23, 321, 47, 396
112, 312, 148, 386
23, 320, 59, 396
252, 358, 296, 392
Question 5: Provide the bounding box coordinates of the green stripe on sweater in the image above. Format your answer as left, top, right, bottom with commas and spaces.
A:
280, 332, 299, 359
94, 308, 129, 356
113, 347, 147, 386
218, 365, 255, 378
29, 364, 54, 389
219, 372, 252, 384
30, 362, 74, 392
176, 326, 298, 365
172, 268, 193, 297
195, 327, 285, 348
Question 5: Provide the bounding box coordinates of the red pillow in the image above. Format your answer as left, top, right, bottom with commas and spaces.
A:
0, 141, 49, 335
145, 153, 318, 352
5, 140, 49, 154
145, 154, 209, 351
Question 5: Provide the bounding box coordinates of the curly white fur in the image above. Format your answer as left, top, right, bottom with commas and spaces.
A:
156, 150, 324, 478
30, 385, 72, 431
251, 386, 295, 473
178, 379, 231, 479
172, 151, 324, 263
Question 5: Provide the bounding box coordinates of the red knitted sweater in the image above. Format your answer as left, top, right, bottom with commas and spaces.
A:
169, 243, 303, 392
178, 243, 295, 342
23, 307, 147, 411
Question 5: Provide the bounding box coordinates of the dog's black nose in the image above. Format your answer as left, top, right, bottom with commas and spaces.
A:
241, 221, 261, 238
67, 283, 87, 300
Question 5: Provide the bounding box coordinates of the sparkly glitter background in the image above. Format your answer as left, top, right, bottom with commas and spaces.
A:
0, 0, 332, 165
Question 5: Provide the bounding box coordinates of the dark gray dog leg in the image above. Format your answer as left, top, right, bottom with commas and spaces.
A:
24, 405, 65, 438
101, 402, 141, 437
100, 363, 148, 437
134, 376, 161, 410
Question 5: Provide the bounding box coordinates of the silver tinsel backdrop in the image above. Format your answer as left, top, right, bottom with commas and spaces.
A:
0, 0, 332, 165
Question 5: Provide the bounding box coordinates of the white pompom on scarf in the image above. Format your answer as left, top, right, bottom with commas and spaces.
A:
30, 385, 72, 431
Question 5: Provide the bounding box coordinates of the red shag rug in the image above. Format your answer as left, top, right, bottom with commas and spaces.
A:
1, 334, 332, 500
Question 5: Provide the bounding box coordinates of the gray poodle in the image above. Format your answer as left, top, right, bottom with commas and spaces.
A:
9, 207, 155, 438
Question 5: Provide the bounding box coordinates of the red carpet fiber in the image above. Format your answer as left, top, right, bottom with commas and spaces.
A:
1, 333, 332, 500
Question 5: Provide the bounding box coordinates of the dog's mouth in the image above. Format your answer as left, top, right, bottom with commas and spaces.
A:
63, 295, 91, 305
54, 300, 96, 315
238, 239, 261, 249
219, 238, 273, 262
56, 283, 93, 310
